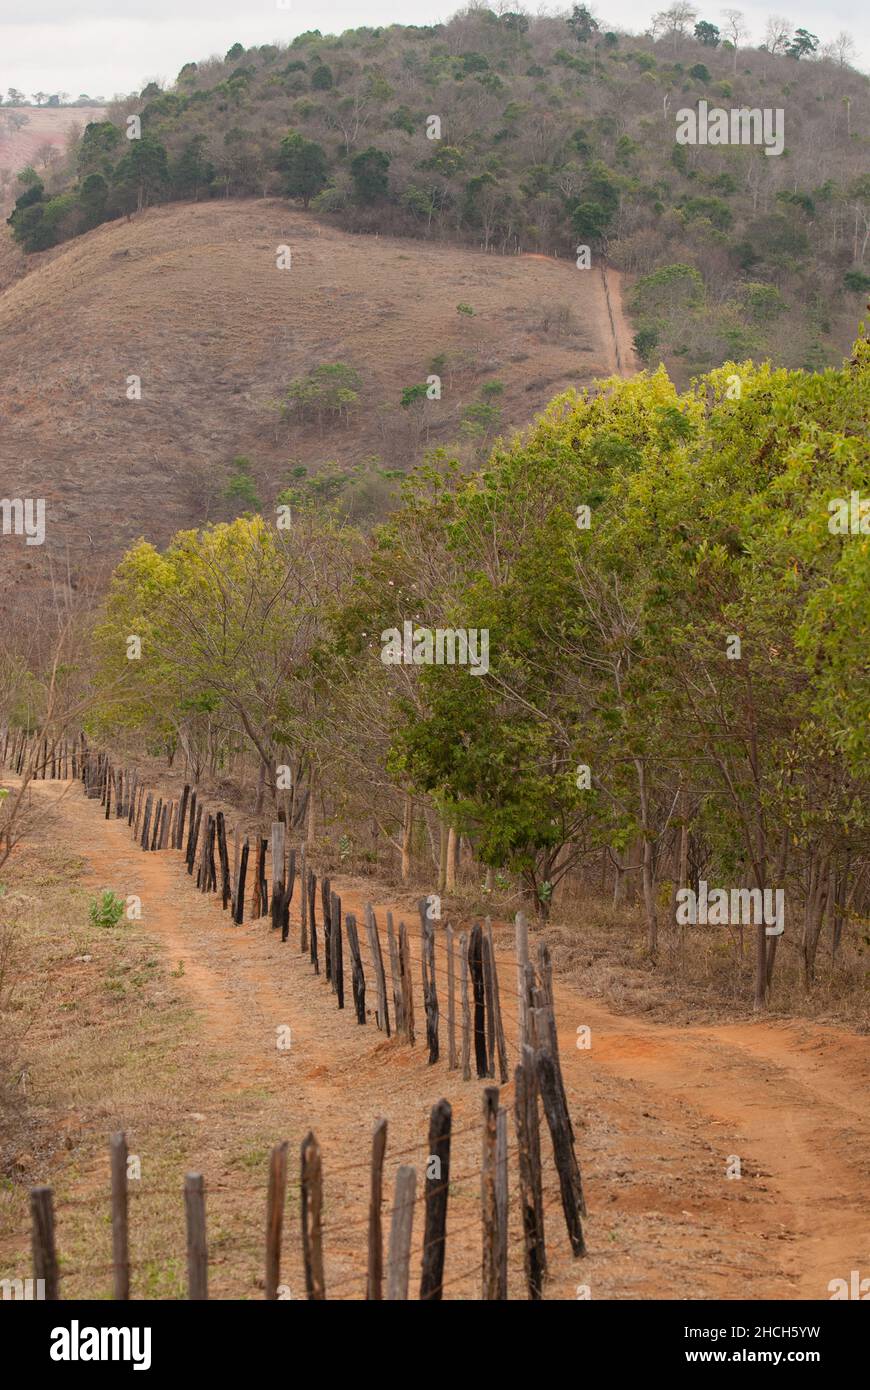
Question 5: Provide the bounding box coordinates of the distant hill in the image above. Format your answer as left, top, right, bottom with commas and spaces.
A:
0, 197, 634, 604
2, 10, 868, 379
0, 105, 105, 217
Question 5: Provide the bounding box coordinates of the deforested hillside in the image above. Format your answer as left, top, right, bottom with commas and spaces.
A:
0, 105, 105, 218
0, 196, 634, 605
4, 9, 868, 381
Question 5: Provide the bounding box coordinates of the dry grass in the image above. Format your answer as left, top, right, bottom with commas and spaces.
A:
0, 833, 294, 1299
0, 199, 633, 608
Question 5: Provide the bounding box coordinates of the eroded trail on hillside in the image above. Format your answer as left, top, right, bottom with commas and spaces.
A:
23, 779, 870, 1300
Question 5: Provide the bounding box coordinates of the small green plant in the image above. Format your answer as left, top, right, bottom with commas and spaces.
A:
338, 834, 352, 861
456, 302, 475, 316
171, 960, 185, 978
88, 891, 125, 928
223, 455, 262, 511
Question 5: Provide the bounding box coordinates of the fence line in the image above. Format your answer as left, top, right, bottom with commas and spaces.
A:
2, 729, 588, 1299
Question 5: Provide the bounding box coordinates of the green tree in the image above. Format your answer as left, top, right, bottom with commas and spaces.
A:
786, 28, 819, 59
277, 130, 329, 207
112, 133, 169, 212
350, 146, 390, 203
694, 20, 720, 45
567, 5, 599, 42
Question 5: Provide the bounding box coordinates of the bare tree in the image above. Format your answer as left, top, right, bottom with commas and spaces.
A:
720, 8, 749, 72
764, 15, 791, 56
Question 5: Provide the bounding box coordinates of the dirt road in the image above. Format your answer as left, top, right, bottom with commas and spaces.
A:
9, 779, 869, 1300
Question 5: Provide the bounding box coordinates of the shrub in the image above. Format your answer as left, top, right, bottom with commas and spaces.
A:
89, 891, 125, 928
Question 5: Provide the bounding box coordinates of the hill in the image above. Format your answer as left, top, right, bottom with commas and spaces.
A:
0, 196, 634, 605
3, 10, 868, 380
0, 105, 105, 217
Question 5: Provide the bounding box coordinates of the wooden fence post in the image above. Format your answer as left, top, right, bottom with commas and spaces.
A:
345, 914, 367, 1024
496, 1105, 508, 1300
233, 838, 249, 925
140, 794, 153, 852
398, 921, 415, 1046
535, 1046, 586, 1256
186, 802, 201, 875
481, 1087, 500, 1299
300, 1132, 325, 1300
176, 784, 190, 849
514, 1060, 546, 1298
446, 925, 457, 1070
321, 877, 332, 981
30, 1186, 60, 1300
460, 931, 471, 1081
270, 822, 285, 932
281, 848, 295, 942
482, 930, 497, 1078
184, 1173, 208, 1299
469, 923, 488, 1078
299, 845, 307, 953
366, 1118, 387, 1300
386, 1165, 416, 1300
330, 892, 344, 1009
265, 1141, 289, 1300
515, 911, 529, 1047
260, 838, 270, 920
365, 904, 390, 1035
486, 918, 509, 1085
110, 1132, 130, 1300
308, 870, 318, 974
419, 900, 439, 1065
419, 1099, 451, 1301
387, 913, 403, 1036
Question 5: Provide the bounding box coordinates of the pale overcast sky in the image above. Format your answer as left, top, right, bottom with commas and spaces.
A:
1, 0, 866, 99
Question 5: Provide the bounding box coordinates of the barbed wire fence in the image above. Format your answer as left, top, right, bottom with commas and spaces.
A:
3, 728, 587, 1300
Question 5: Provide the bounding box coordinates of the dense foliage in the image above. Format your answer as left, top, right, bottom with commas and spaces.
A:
5, 6, 869, 379
87, 334, 869, 1005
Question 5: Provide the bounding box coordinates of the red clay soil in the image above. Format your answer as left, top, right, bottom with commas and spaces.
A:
8, 779, 870, 1300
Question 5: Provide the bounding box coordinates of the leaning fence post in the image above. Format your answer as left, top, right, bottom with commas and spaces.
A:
365, 904, 390, 1036
535, 1046, 586, 1256
110, 1131, 130, 1300
265, 1141, 289, 1300
30, 1186, 60, 1300
419, 1099, 451, 1300
184, 1173, 208, 1299
345, 914, 367, 1024
386, 1165, 416, 1300
366, 1118, 387, 1300
300, 1132, 325, 1300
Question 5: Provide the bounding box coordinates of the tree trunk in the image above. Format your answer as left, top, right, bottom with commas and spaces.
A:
437, 817, 449, 896
445, 826, 457, 893
401, 794, 413, 884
